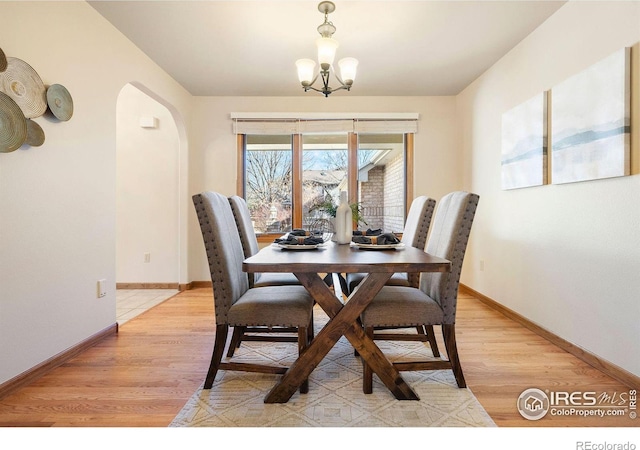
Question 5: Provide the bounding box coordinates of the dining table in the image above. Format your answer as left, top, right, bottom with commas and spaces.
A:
243, 240, 451, 404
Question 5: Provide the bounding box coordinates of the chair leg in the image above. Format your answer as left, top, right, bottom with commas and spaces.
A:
442, 324, 466, 388
204, 324, 229, 389
226, 326, 245, 357
362, 326, 374, 394
354, 317, 363, 357
301, 312, 315, 393
425, 325, 440, 357
298, 326, 309, 394
307, 309, 314, 344
338, 274, 349, 298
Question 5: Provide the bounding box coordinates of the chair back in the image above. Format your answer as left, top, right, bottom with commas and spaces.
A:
420, 191, 479, 324
228, 196, 260, 258
193, 192, 250, 324
402, 196, 436, 250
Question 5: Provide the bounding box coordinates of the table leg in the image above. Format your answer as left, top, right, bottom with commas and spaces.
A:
263, 271, 419, 403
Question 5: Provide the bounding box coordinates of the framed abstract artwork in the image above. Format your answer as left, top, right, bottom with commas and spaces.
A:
551, 48, 631, 184
501, 92, 548, 190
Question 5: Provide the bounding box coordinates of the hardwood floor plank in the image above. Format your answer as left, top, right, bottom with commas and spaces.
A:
0, 287, 636, 427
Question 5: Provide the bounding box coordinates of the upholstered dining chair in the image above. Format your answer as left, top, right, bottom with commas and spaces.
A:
346, 196, 440, 356
193, 191, 315, 392
226, 195, 304, 357
360, 191, 479, 393
228, 196, 301, 288
345, 196, 436, 294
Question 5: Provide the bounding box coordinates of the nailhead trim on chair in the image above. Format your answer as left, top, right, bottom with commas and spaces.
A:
421, 192, 479, 324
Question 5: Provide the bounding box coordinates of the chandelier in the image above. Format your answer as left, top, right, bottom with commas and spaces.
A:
295, 1, 358, 97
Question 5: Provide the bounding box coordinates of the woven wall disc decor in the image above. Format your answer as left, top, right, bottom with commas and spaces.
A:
0, 91, 28, 153
0, 57, 47, 119
25, 119, 45, 147
46, 84, 73, 121
0, 47, 7, 72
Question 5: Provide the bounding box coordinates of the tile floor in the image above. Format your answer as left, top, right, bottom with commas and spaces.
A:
116, 289, 179, 325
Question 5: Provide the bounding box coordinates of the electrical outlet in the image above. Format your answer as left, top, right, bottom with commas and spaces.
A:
144, 253, 151, 263
97, 279, 107, 298
479, 260, 485, 271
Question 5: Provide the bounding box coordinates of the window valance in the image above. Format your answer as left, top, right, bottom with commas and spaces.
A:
230, 112, 418, 135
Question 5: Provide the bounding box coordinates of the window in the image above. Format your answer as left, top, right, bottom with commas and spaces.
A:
357, 134, 406, 233
235, 117, 416, 241
244, 135, 292, 234
302, 134, 348, 231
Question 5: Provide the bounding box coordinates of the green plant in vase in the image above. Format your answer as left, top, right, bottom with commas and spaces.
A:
309, 197, 368, 230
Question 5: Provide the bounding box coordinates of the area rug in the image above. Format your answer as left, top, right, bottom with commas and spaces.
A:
170, 309, 495, 427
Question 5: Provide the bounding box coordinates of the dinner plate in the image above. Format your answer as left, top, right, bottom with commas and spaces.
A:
350, 242, 405, 250
274, 243, 325, 250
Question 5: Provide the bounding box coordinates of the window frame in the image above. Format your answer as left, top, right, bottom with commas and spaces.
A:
238, 132, 414, 243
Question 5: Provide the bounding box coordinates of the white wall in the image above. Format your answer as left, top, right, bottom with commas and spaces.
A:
188, 96, 461, 281
0, 2, 192, 384
116, 84, 180, 284
458, 1, 640, 377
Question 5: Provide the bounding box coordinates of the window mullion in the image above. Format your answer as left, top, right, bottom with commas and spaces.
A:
237, 134, 246, 196
405, 133, 414, 216
347, 132, 358, 204
292, 134, 303, 229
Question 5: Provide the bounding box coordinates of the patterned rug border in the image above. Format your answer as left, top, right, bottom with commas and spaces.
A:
170, 311, 496, 427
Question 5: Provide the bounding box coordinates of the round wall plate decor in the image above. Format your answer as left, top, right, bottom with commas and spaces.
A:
0, 57, 47, 119
46, 84, 73, 121
0, 47, 7, 72
25, 119, 45, 147
0, 91, 28, 153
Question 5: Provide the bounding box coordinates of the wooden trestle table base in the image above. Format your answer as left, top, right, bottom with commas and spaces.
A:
242, 241, 450, 403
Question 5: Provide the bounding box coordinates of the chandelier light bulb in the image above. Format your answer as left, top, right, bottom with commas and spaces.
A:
316, 37, 339, 69
296, 59, 316, 85
338, 57, 358, 84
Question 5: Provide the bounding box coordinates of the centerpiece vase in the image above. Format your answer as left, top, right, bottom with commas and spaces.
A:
334, 191, 353, 244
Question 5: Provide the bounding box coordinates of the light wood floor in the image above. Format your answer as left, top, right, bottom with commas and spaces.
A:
0, 287, 636, 427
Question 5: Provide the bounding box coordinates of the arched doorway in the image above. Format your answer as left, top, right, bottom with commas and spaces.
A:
115, 83, 186, 293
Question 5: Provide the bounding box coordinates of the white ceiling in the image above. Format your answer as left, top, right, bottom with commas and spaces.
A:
88, 0, 565, 97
